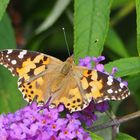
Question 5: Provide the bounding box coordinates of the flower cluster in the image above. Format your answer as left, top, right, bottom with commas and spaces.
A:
0, 103, 91, 140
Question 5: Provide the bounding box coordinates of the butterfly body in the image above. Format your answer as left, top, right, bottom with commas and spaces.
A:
0, 49, 130, 112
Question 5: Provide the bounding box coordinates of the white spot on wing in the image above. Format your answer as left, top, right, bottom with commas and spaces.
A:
18, 54, 24, 59
120, 83, 125, 88
107, 81, 112, 86
107, 89, 113, 94
118, 89, 122, 92
115, 91, 118, 93
21, 50, 27, 55
104, 97, 110, 100
111, 96, 116, 100
108, 76, 113, 81
11, 60, 17, 65
4, 64, 8, 68
7, 50, 13, 54
107, 75, 113, 86
117, 97, 121, 100
18, 50, 27, 59
121, 96, 126, 99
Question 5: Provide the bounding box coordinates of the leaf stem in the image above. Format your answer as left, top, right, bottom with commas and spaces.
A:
87, 110, 140, 132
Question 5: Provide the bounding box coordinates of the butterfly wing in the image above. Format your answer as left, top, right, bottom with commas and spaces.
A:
18, 70, 63, 104
0, 49, 63, 104
80, 69, 130, 103
0, 49, 62, 78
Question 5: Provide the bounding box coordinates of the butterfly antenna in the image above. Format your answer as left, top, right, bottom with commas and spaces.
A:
62, 28, 71, 56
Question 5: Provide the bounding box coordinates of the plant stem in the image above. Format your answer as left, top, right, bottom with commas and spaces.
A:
88, 110, 140, 132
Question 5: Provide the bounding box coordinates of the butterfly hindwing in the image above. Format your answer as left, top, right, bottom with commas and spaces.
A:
80, 69, 130, 103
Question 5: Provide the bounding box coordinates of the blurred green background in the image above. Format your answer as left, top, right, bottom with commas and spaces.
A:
0, 0, 140, 139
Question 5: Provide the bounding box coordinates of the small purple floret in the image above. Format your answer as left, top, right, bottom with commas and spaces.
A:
92, 56, 105, 63
94, 64, 104, 72
79, 57, 92, 69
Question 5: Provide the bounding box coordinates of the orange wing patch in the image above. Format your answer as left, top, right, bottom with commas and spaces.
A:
18, 76, 46, 104
16, 55, 50, 81
51, 87, 88, 112
81, 70, 104, 102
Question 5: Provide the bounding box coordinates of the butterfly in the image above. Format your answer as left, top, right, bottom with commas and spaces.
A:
0, 49, 130, 112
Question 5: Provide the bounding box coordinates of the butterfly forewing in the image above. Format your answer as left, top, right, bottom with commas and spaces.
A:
80, 69, 130, 103
0, 49, 62, 80
0, 49, 41, 76
0, 49, 63, 104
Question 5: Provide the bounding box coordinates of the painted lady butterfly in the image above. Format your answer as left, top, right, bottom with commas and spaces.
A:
0, 49, 130, 112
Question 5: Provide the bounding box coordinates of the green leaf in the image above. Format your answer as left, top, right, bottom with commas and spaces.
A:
104, 57, 140, 77
116, 132, 136, 140
136, 0, 140, 56
127, 74, 140, 108
127, 74, 140, 91
89, 131, 104, 140
0, 14, 16, 49
0, 14, 25, 113
105, 29, 129, 57
74, 0, 112, 63
36, 0, 71, 34
0, 0, 9, 21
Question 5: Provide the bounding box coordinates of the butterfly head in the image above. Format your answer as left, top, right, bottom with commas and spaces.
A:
66, 55, 74, 64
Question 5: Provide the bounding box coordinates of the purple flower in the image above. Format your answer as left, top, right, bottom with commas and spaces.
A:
66, 114, 81, 130
94, 64, 104, 72
95, 101, 109, 113
73, 101, 98, 127
111, 67, 118, 76
74, 128, 92, 140
59, 128, 75, 140
0, 103, 91, 140
79, 56, 92, 68
92, 56, 105, 63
